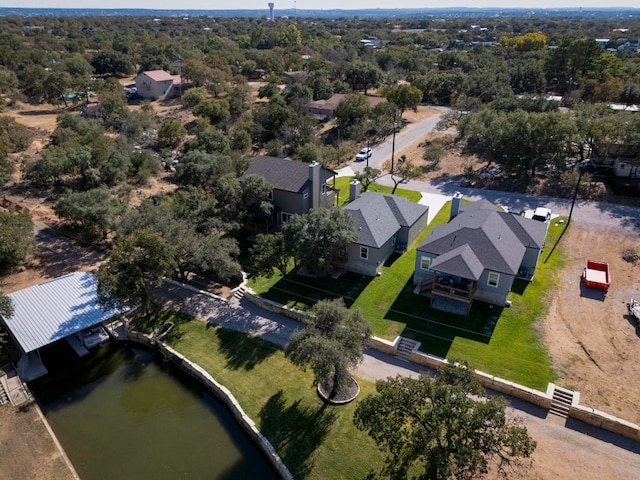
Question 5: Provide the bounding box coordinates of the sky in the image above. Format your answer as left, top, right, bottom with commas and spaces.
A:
5, 0, 640, 10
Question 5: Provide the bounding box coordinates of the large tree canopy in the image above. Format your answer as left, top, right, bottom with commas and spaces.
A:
354, 362, 537, 480
0, 210, 35, 274
285, 297, 371, 399
282, 207, 357, 277
97, 228, 176, 312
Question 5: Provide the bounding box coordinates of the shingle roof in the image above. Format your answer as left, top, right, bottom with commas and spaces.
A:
418, 202, 529, 275
243, 156, 335, 193
2, 272, 127, 353
429, 244, 485, 280
344, 192, 428, 248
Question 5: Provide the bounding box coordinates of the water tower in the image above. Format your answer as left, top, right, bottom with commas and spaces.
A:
268, 2, 274, 21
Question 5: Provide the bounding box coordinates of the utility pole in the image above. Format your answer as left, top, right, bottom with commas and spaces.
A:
568, 165, 585, 225
366, 140, 369, 168
391, 111, 397, 173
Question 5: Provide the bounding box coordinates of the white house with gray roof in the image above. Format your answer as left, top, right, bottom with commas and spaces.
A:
414, 196, 547, 315
242, 156, 336, 228
343, 181, 429, 276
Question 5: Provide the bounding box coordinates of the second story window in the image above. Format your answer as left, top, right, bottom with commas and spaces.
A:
360, 246, 368, 260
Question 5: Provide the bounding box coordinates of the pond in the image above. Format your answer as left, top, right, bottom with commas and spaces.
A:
30, 341, 279, 480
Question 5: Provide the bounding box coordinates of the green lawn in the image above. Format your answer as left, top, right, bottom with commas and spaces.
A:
151, 312, 384, 480
247, 195, 566, 390
331, 176, 422, 206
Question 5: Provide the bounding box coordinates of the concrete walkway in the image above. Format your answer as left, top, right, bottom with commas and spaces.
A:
156, 281, 640, 479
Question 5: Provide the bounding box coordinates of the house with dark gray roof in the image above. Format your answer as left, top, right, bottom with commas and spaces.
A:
242, 156, 336, 228
413, 195, 547, 316
343, 181, 429, 276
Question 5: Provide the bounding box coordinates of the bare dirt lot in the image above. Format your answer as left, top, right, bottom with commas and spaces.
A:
0, 404, 74, 480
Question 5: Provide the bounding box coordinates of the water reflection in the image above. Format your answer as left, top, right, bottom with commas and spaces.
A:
30, 342, 278, 480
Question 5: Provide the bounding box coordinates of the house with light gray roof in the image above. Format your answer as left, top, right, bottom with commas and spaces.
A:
343, 181, 429, 276
414, 195, 547, 316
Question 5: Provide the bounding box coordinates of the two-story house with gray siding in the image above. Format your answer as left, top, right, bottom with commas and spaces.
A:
413, 195, 547, 316
242, 156, 336, 228
343, 181, 429, 276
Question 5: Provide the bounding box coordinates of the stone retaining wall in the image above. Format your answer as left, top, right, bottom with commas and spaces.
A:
155, 341, 293, 480
243, 288, 308, 322
161, 282, 640, 445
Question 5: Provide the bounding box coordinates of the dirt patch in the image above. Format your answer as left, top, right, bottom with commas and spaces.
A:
0, 404, 74, 480
542, 224, 640, 423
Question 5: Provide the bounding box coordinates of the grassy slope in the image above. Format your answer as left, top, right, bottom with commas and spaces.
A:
154, 313, 384, 480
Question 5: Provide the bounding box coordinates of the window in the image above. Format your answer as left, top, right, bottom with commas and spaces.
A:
281, 212, 292, 223
267, 191, 273, 201
360, 246, 368, 260
392, 234, 397, 246
303, 192, 309, 199
420, 256, 431, 270
487, 272, 500, 288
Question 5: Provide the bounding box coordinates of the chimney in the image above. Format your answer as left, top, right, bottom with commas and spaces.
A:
309, 161, 320, 209
450, 192, 463, 221
349, 179, 361, 203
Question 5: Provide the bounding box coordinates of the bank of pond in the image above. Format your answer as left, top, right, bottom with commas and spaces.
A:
30, 341, 279, 480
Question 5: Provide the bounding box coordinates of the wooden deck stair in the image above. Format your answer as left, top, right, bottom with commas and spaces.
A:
395, 337, 419, 362
550, 386, 575, 418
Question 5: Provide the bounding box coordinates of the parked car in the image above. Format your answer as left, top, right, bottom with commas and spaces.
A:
355, 147, 372, 161
532, 207, 552, 222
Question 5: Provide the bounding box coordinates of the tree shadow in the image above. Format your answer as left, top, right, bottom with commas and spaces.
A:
386, 278, 500, 358
258, 390, 336, 479
214, 327, 280, 370
261, 270, 373, 309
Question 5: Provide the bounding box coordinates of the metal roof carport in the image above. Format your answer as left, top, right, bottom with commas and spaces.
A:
1, 272, 127, 381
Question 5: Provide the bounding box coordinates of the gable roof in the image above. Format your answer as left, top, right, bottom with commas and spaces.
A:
243, 156, 335, 193
143, 70, 175, 82
417, 200, 539, 275
2, 272, 127, 353
344, 192, 428, 248
429, 244, 485, 280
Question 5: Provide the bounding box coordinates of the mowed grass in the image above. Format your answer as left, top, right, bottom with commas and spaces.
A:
153, 312, 384, 480
331, 176, 422, 206
247, 194, 566, 390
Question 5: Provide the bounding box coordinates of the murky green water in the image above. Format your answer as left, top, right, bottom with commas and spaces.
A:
30, 342, 278, 480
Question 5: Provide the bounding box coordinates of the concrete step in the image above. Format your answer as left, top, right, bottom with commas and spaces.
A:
550, 386, 574, 419
233, 288, 245, 299
395, 337, 419, 362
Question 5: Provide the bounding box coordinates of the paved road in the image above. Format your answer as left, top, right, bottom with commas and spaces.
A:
350, 107, 450, 175
348, 107, 640, 233
158, 281, 640, 480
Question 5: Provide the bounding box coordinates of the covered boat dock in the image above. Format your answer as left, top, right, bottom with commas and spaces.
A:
0, 272, 128, 381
